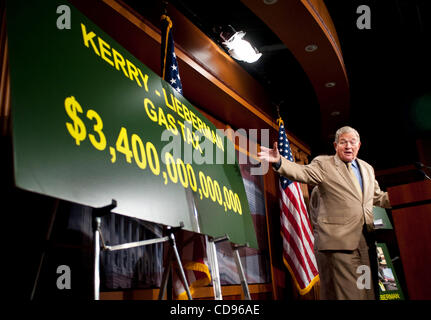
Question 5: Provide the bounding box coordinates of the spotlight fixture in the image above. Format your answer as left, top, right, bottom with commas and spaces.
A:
325, 82, 336, 88
221, 30, 262, 63
263, 0, 278, 4
330, 111, 340, 116
305, 44, 318, 52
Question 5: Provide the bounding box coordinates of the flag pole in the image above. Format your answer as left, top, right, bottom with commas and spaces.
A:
161, 0, 168, 15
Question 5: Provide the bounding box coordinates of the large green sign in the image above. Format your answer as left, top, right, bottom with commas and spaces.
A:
6, 0, 257, 248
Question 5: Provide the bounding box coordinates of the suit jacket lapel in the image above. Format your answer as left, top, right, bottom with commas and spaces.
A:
334, 154, 362, 201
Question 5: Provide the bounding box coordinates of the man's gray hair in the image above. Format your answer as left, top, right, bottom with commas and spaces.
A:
334, 126, 360, 143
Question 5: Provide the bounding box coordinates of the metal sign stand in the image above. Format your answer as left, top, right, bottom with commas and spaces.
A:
30, 199, 60, 300
92, 200, 192, 300
157, 224, 193, 300
30, 199, 250, 301
206, 235, 252, 300
92, 200, 117, 300
231, 243, 251, 300
207, 235, 228, 300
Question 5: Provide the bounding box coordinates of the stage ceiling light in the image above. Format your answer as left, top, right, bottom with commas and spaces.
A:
222, 31, 262, 63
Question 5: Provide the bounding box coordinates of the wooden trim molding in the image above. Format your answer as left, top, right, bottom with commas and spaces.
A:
100, 283, 272, 300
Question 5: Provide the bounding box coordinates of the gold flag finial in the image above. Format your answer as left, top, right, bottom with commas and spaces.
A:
276, 117, 284, 127
275, 101, 284, 127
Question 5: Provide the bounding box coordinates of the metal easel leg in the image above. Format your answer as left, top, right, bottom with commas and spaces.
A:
30, 199, 60, 300
158, 245, 173, 300
157, 224, 192, 300
92, 200, 117, 301
231, 243, 251, 300
93, 217, 101, 300
170, 229, 193, 300
207, 235, 229, 300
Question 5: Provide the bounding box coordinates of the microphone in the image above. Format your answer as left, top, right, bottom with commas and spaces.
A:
414, 162, 431, 181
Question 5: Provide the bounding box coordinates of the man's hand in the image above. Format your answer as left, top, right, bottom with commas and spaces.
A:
258, 141, 281, 163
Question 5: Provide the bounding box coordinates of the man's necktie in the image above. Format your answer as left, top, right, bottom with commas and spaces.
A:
347, 162, 362, 197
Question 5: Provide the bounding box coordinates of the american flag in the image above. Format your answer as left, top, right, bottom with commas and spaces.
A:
161, 15, 183, 95
161, 15, 211, 299
277, 119, 319, 295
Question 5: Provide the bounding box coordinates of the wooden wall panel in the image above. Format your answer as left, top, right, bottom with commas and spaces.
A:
391, 203, 431, 299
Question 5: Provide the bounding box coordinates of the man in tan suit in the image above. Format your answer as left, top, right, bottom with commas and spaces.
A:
258, 126, 391, 300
